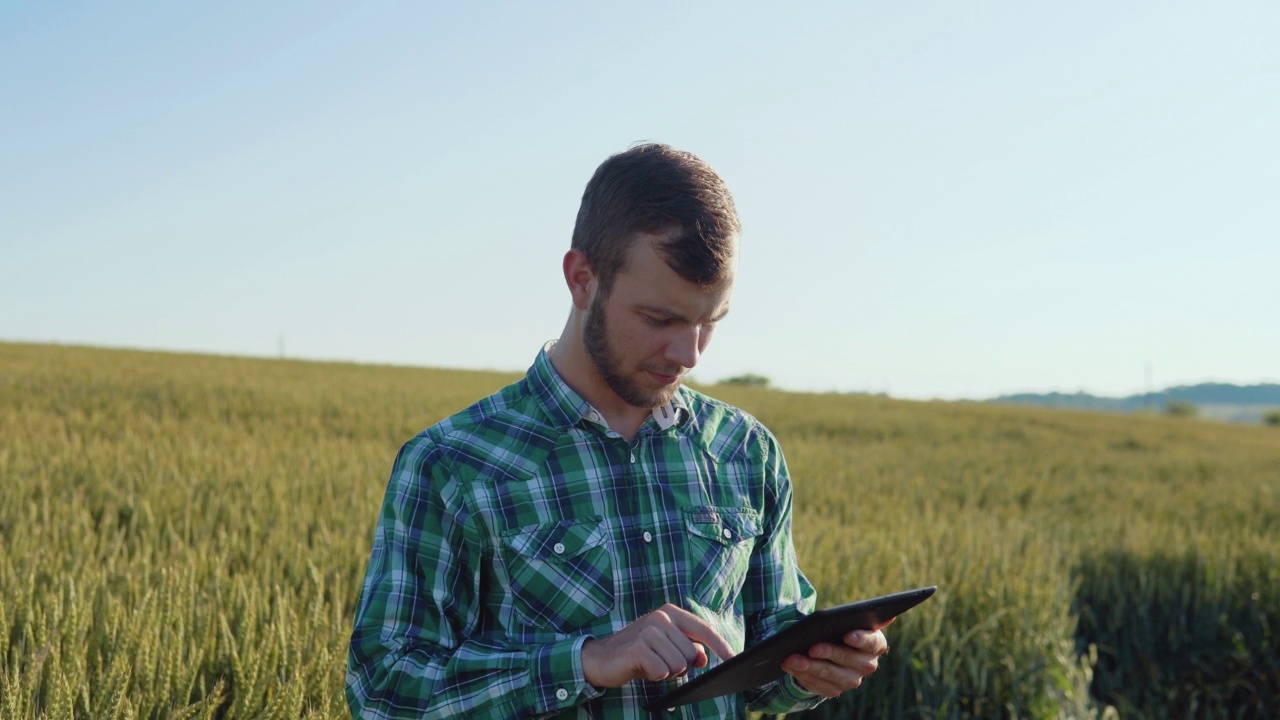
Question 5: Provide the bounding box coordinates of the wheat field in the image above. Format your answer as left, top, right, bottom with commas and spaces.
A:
2, 342, 1276, 718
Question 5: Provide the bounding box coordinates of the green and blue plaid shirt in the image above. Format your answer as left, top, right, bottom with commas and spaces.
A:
347, 345, 824, 718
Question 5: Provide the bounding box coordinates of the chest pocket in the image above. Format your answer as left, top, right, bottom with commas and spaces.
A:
501, 516, 615, 633
683, 507, 763, 614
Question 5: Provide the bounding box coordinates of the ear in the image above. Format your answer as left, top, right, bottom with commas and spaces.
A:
562, 249, 596, 311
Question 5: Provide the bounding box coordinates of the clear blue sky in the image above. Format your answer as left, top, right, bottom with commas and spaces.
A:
3, 1, 1277, 399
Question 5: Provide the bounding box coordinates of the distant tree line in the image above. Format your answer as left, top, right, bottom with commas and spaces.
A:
719, 373, 770, 388
992, 383, 1280, 412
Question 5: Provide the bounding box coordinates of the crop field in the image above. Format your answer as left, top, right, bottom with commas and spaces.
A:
1, 342, 1277, 719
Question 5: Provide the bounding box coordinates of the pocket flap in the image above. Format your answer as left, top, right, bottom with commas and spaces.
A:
502, 516, 607, 562
683, 506, 762, 546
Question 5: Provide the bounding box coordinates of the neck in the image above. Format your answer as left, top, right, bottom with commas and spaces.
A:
549, 316, 649, 441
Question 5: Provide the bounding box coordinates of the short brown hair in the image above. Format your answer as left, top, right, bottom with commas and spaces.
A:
571, 143, 740, 293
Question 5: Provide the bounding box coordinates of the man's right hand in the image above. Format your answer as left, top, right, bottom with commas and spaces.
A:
580, 604, 736, 688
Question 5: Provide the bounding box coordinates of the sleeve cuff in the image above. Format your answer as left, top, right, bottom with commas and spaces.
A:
777, 672, 822, 705
524, 635, 605, 715
746, 672, 826, 714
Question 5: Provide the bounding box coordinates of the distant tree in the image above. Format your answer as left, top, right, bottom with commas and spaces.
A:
720, 373, 770, 388
1265, 411, 1280, 427
1164, 400, 1197, 418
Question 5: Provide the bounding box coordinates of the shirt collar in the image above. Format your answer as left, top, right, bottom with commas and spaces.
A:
648, 398, 688, 430
527, 341, 690, 433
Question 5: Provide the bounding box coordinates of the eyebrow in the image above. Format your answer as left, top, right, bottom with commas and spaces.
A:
638, 304, 731, 324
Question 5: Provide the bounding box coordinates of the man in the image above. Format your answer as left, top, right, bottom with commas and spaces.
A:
347, 144, 889, 718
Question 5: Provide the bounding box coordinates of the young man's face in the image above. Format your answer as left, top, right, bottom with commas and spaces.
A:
584, 232, 735, 409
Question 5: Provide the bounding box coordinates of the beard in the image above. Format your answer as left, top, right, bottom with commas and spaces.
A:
583, 292, 682, 409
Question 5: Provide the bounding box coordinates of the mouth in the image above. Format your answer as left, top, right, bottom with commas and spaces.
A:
646, 369, 682, 386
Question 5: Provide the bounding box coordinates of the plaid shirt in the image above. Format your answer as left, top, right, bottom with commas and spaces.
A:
347, 345, 824, 719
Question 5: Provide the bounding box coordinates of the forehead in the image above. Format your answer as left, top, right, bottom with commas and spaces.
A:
610, 233, 736, 315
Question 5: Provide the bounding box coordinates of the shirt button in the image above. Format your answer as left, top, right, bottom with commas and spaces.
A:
553, 542, 566, 555
556, 688, 569, 701
722, 528, 733, 539
643, 531, 653, 543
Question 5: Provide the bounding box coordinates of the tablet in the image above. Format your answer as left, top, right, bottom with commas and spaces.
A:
645, 586, 937, 711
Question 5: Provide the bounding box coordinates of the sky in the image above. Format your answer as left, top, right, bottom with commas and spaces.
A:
2, 1, 1277, 400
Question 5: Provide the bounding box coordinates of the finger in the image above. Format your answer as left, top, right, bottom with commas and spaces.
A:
793, 673, 850, 698
654, 624, 707, 669
800, 657, 867, 692
843, 629, 890, 656
690, 641, 709, 669
661, 605, 736, 661
782, 653, 810, 673
636, 645, 682, 681
640, 624, 696, 678
783, 656, 859, 697
808, 642, 879, 674
642, 630, 704, 680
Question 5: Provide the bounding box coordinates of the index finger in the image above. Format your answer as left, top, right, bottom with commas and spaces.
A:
665, 606, 736, 662
842, 625, 890, 653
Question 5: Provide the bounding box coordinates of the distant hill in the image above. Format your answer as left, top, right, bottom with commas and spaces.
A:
988, 383, 1280, 423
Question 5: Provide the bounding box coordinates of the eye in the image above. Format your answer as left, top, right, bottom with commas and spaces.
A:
644, 315, 673, 327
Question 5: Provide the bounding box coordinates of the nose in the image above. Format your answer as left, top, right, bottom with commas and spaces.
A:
665, 327, 702, 370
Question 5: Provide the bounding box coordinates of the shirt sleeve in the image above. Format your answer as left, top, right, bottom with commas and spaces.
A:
740, 427, 828, 714
345, 435, 604, 719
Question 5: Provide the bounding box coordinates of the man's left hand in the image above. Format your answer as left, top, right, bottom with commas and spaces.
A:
780, 627, 890, 697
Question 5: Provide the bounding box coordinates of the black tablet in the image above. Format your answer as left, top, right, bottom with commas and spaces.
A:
645, 586, 937, 711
